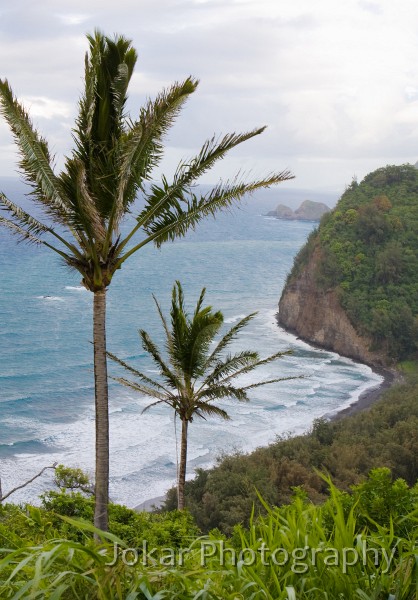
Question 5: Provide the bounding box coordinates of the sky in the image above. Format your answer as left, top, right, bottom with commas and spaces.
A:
2, 0, 418, 195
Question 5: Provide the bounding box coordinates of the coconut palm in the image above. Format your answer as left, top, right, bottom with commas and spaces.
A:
0, 31, 293, 531
108, 281, 296, 510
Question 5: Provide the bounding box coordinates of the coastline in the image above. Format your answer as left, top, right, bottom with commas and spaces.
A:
274, 313, 400, 421
330, 365, 398, 421
135, 365, 400, 513
134, 314, 402, 513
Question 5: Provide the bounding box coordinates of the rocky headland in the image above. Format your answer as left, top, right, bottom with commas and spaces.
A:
278, 164, 418, 375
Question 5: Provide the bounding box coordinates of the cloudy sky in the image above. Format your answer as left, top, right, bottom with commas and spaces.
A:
1, 0, 418, 194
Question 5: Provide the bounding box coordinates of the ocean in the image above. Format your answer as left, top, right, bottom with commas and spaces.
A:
0, 180, 382, 506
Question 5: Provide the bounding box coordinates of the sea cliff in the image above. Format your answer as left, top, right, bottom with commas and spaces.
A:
278, 164, 418, 368
278, 247, 387, 367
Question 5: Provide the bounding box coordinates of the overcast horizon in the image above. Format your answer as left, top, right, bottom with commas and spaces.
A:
2, 0, 418, 195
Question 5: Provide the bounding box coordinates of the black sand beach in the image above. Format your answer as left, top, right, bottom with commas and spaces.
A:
330, 366, 399, 420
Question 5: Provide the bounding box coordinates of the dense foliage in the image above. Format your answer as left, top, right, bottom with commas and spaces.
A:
1, 472, 418, 598
162, 373, 418, 534
289, 164, 418, 360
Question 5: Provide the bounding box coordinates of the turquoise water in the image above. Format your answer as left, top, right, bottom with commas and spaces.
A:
0, 181, 381, 505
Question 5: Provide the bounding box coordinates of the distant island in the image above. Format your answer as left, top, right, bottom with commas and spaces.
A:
266, 199, 331, 221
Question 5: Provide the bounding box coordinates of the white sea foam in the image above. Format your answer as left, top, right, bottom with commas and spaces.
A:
36, 295, 65, 302
224, 314, 247, 324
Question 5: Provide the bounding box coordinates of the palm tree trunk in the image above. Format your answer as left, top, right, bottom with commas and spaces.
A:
93, 290, 109, 532
178, 418, 188, 510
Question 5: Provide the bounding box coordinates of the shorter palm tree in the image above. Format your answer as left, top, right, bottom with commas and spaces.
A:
108, 281, 297, 510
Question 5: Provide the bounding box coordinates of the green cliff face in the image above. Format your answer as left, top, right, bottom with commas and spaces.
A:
279, 164, 418, 363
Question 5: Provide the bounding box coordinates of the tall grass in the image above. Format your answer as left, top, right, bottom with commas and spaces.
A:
1, 482, 417, 599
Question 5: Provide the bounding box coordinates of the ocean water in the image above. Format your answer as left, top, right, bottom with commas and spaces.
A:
0, 182, 382, 506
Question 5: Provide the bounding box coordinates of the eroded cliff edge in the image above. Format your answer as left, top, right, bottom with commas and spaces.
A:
278, 247, 387, 367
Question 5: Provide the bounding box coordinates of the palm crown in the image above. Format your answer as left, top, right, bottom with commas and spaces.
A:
0, 31, 292, 291
108, 281, 297, 509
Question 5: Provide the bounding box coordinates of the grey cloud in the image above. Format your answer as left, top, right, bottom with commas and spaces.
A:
1, 0, 418, 192
358, 1, 383, 16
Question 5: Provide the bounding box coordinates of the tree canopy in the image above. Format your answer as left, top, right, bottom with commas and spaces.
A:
289, 164, 418, 361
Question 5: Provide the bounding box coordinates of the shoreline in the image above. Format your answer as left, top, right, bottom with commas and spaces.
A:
273, 314, 400, 421
329, 365, 398, 421
135, 365, 400, 513
134, 317, 402, 512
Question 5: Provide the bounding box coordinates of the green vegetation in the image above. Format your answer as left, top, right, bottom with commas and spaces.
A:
288, 164, 418, 361
1, 470, 418, 597
0, 31, 292, 531
162, 374, 418, 535
108, 281, 293, 511
1, 32, 417, 596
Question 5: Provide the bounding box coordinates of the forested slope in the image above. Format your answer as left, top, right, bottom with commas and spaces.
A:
280, 164, 418, 362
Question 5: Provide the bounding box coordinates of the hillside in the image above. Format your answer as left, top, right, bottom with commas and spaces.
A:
279, 164, 418, 364
162, 374, 418, 533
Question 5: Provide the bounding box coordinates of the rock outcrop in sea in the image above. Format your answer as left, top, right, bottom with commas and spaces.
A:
267, 199, 330, 221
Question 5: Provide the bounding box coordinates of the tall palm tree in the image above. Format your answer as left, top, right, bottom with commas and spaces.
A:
108, 281, 296, 510
0, 31, 293, 531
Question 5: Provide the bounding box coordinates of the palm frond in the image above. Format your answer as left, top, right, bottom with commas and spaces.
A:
0, 215, 44, 244
58, 159, 106, 245
168, 281, 223, 378
187, 314, 223, 378
110, 376, 167, 401
81, 30, 136, 145
192, 402, 231, 421
240, 375, 303, 391
200, 351, 260, 389
116, 171, 294, 264
115, 77, 198, 221
0, 193, 85, 259
204, 313, 257, 369
169, 281, 189, 373
0, 213, 78, 264
219, 350, 294, 384
106, 350, 171, 394
0, 193, 52, 237
151, 293, 176, 360
0, 79, 70, 224
197, 385, 250, 403
139, 128, 272, 231
193, 286, 207, 319
171, 128, 268, 189
139, 329, 180, 390
141, 399, 170, 414
72, 31, 138, 219
111, 63, 130, 120
137, 132, 293, 236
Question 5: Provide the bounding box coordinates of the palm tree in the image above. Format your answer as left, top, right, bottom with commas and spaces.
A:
108, 281, 296, 510
0, 31, 293, 531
